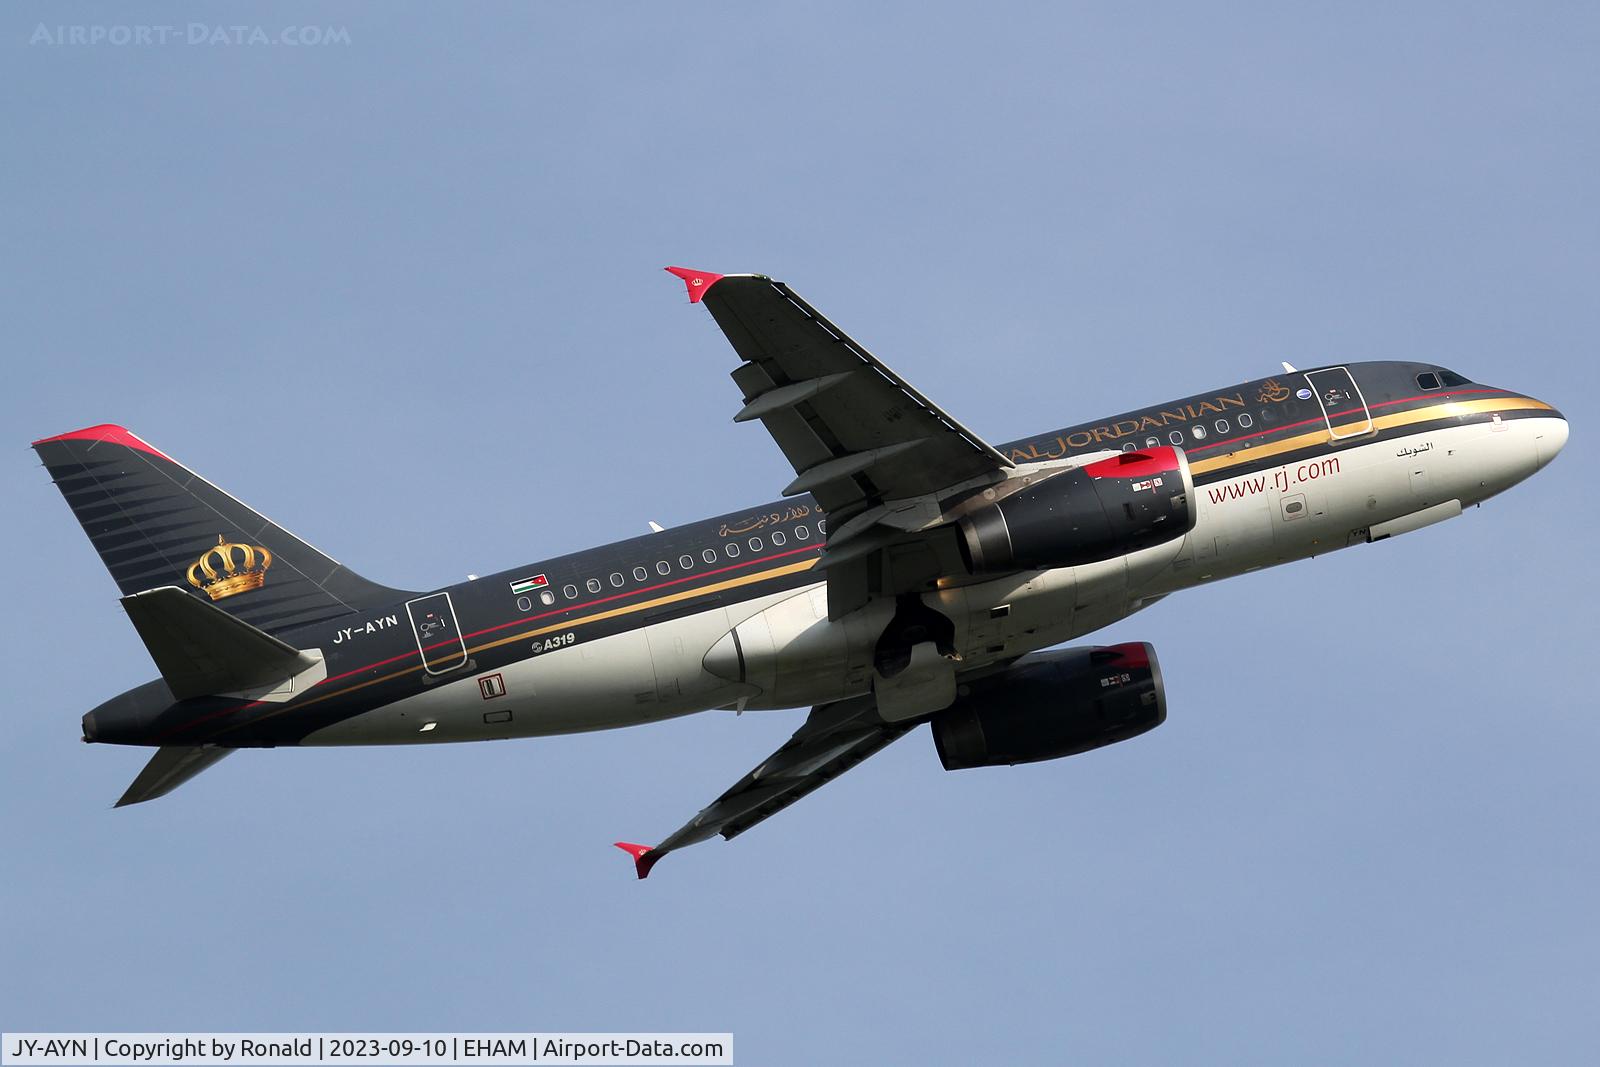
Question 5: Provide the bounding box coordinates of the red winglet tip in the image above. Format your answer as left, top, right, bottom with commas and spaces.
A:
614, 841, 661, 880
30, 424, 173, 462
664, 266, 724, 304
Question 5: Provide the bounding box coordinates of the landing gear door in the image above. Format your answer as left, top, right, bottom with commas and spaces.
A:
406, 592, 468, 675
1305, 367, 1373, 440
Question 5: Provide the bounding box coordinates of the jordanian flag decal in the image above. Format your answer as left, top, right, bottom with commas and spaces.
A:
509, 574, 549, 595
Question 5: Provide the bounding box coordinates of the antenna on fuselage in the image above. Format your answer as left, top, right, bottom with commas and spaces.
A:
1282, 361, 1298, 373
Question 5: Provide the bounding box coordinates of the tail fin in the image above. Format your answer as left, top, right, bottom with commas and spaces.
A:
33, 424, 412, 637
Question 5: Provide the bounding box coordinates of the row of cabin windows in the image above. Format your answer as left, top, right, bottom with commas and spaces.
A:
1119, 411, 1259, 451
558, 518, 826, 602
1110, 394, 1394, 453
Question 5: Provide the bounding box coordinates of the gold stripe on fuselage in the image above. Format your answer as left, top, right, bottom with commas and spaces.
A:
1188, 397, 1553, 477
221, 556, 823, 732
224, 396, 1552, 735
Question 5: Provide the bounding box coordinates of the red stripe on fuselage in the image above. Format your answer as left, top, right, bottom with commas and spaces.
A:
161, 541, 826, 740
1181, 388, 1504, 458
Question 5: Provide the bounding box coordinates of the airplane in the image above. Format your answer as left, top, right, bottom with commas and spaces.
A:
33, 267, 1568, 878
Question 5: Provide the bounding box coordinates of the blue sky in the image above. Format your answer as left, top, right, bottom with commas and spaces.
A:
4, 3, 1597, 1063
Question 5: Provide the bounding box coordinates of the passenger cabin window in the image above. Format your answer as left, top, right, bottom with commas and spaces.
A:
586, 578, 601, 593
679, 554, 694, 569
1192, 424, 1207, 440
1168, 430, 1184, 445
633, 566, 648, 582
563, 584, 578, 600
540, 590, 555, 606
749, 536, 763, 551
1238, 413, 1254, 428
609, 572, 624, 588
795, 525, 810, 540
771, 530, 786, 546
702, 548, 717, 563
1417, 372, 1442, 391
725, 542, 740, 557
656, 561, 671, 576
1214, 419, 1230, 434
817, 519, 827, 534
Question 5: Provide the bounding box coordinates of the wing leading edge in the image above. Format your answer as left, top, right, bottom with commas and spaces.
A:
668, 267, 1011, 522
666, 266, 1015, 617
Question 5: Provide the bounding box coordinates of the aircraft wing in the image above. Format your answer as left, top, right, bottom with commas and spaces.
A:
668, 267, 1015, 616
615, 694, 915, 878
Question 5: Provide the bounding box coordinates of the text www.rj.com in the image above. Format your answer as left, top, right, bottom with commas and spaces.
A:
1206, 456, 1341, 504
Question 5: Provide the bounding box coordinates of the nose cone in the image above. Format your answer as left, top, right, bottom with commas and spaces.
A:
1534, 410, 1568, 470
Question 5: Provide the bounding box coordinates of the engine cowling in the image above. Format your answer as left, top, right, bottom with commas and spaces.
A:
932, 643, 1166, 770
957, 447, 1195, 574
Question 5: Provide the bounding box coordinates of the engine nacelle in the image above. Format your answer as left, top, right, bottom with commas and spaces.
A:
932, 643, 1166, 770
957, 447, 1195, 574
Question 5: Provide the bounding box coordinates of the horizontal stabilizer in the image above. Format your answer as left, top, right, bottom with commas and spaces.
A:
116, 745, 232, 807
121, 586, 318, 701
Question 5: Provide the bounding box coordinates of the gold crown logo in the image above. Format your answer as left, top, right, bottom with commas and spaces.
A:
186, 535, 273, 601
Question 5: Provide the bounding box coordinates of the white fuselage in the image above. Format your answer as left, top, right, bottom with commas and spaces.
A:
303, 414, 1567, 747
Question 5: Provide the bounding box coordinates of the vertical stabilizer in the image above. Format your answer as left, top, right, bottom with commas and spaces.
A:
33, 424, 413, 637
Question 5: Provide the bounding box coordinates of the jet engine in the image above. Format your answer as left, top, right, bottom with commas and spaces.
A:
932, 643, 1166, 770
957, 447, 1195, 574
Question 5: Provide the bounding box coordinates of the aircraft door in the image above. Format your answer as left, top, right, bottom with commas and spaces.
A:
1304, 367, 1373, 440
406, 592, 468, 675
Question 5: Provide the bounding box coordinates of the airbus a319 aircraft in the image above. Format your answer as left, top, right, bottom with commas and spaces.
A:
35, 268, 1567, 877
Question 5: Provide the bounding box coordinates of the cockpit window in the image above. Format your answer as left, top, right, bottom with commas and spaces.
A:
1416, 372, 1441, 391
1439, 370, 1471, 387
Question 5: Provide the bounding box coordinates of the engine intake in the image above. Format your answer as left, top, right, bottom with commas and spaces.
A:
958, 447, 1195, 573
932, 643, 1166, 770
